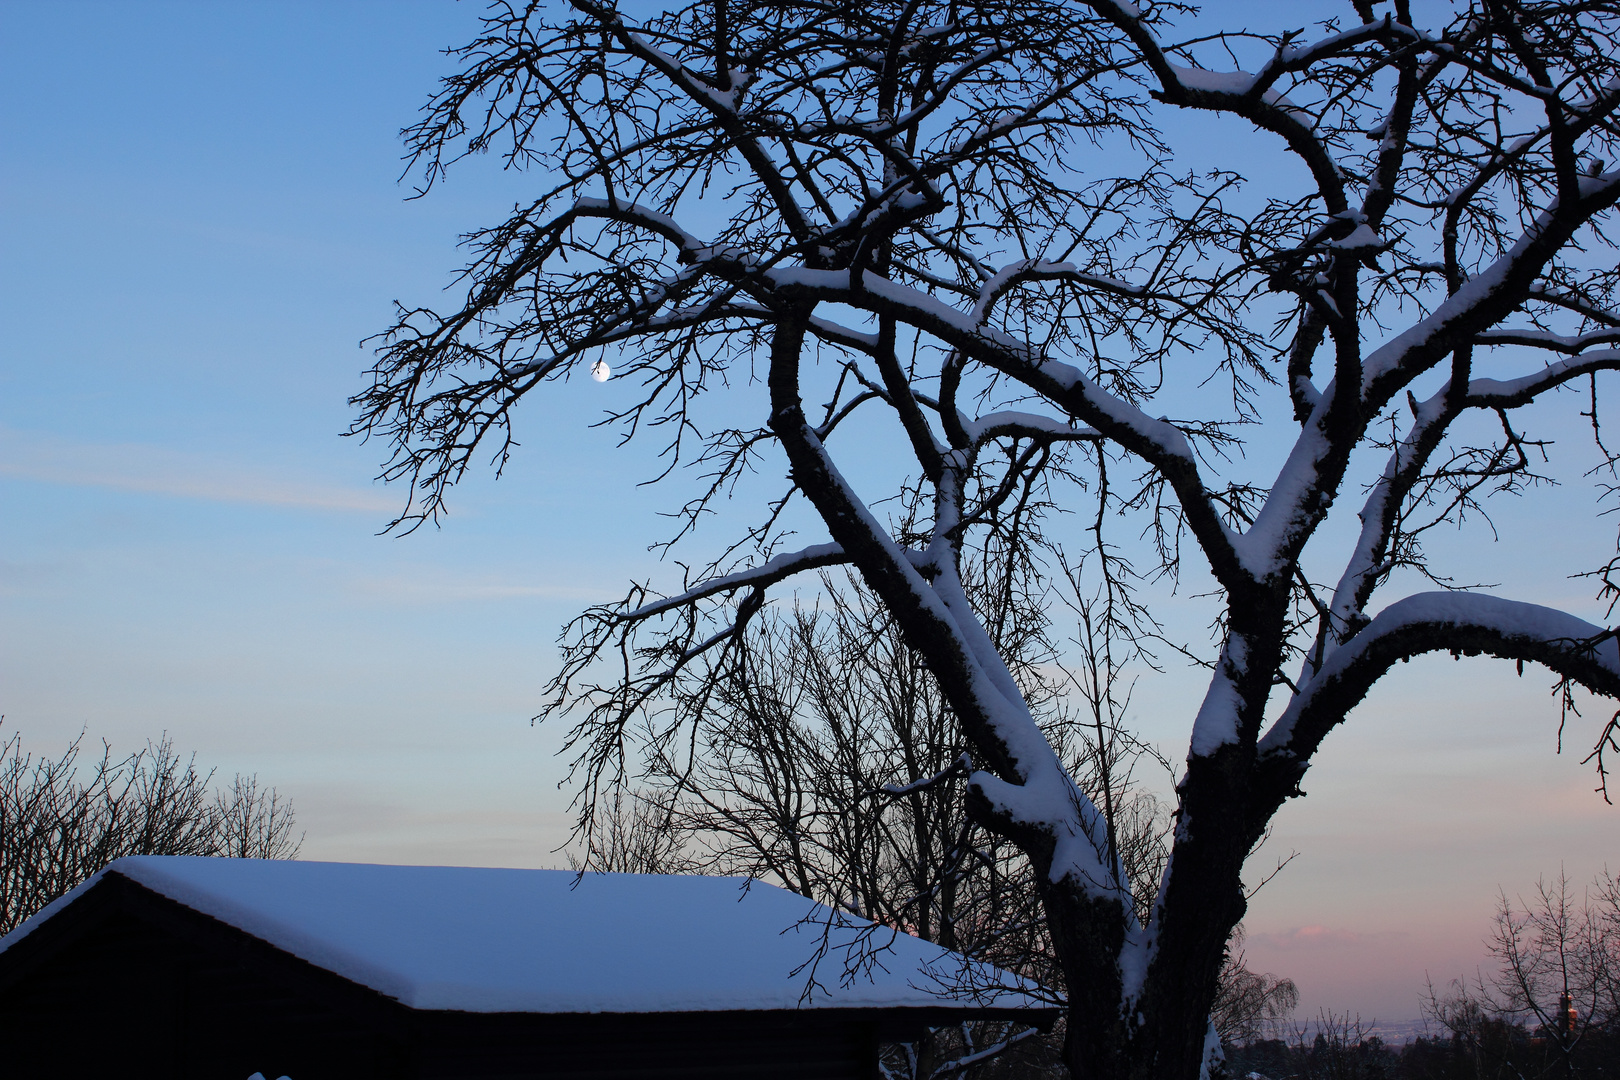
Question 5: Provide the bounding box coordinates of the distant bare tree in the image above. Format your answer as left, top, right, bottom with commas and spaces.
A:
624, 568, 1172, 975
1426, 870, 1620, 1078
0, 729, 303, 934
568, 786, 692, 875
211, 772, 303, 862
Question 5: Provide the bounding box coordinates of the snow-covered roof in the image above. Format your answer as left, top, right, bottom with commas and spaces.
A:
0, 857, 1048, 1015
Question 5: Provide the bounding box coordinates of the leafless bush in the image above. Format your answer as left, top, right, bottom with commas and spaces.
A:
0, 729, 302, 934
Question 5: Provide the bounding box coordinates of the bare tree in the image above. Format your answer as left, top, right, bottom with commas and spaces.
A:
356, 1, 1620, 1076
624, 561, 1170, 956
0, 730, 303, 934
211, 772, 304, 862
1426, 870, 1620, 1079
577, 568, 1287, 1080
566, 786, 693, 875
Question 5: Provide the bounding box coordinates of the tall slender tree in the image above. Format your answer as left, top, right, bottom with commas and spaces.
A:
355, 2, 1620, 1076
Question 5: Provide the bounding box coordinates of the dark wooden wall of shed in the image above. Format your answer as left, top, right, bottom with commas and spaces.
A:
0, 906, 408, 1080
413, 1010, 878, 1080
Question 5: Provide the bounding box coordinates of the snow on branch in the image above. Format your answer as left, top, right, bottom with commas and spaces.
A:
972, 258, 1146, 325
880, 753, 973, 798
572, 196, 710, 259
1247, 17, 1426, 91
963, 411, 1102, 447
1362, 174, 1620, 410
926, 1026, 1043, 1080
1474, 328, 1620, 355
570, 0, 814, 244
1261, 593, 1620, 765
624, 543, 849, 623
1527, 283, 1620, 327
1316, 350, 1620, 669
1465, 350, 1620, 408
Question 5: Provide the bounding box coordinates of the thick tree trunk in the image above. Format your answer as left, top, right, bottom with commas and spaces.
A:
1042, 630, 1272, 1080
1039, 788, 1248, 1080
1125, 749, 1255, 1079
1024, 866, 1131, 1079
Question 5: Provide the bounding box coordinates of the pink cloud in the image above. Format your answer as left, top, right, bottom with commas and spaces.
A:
1250, 925, 1409, 950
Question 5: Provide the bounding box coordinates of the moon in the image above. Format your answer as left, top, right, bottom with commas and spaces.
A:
590, 360, 612, 382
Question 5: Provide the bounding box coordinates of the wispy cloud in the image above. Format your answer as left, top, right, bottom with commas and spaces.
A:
345, 570, 606, 605
1249, 925, 1410, 950
0, 426, 395, 513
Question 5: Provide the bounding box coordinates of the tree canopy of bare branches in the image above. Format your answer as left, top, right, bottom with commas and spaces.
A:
0, 730, 302, 935
355, 1, 1620, 1076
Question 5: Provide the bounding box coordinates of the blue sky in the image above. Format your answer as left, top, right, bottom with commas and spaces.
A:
2, 0, 1616, 1023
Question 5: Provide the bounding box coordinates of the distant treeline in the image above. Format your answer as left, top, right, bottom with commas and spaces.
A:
1226, 1013, 1619, 1080
1227, 868, 1620, 1080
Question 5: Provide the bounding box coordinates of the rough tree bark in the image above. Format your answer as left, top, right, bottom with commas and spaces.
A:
353, 2, 1620, 1077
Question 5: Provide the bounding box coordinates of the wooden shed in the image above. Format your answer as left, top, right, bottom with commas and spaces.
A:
0, 857, 1053, 1079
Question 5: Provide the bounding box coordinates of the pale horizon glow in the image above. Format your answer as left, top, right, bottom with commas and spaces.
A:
1, 0, 1614, 1027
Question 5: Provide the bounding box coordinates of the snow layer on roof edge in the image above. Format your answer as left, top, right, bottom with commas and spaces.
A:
118, 856, 418, 1004
0, 857, 1050, 1015
0, 859, 414, 1006
0, 865, 113, 956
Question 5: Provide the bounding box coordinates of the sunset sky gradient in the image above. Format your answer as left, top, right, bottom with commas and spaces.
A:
2, 0, 1615, 1025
